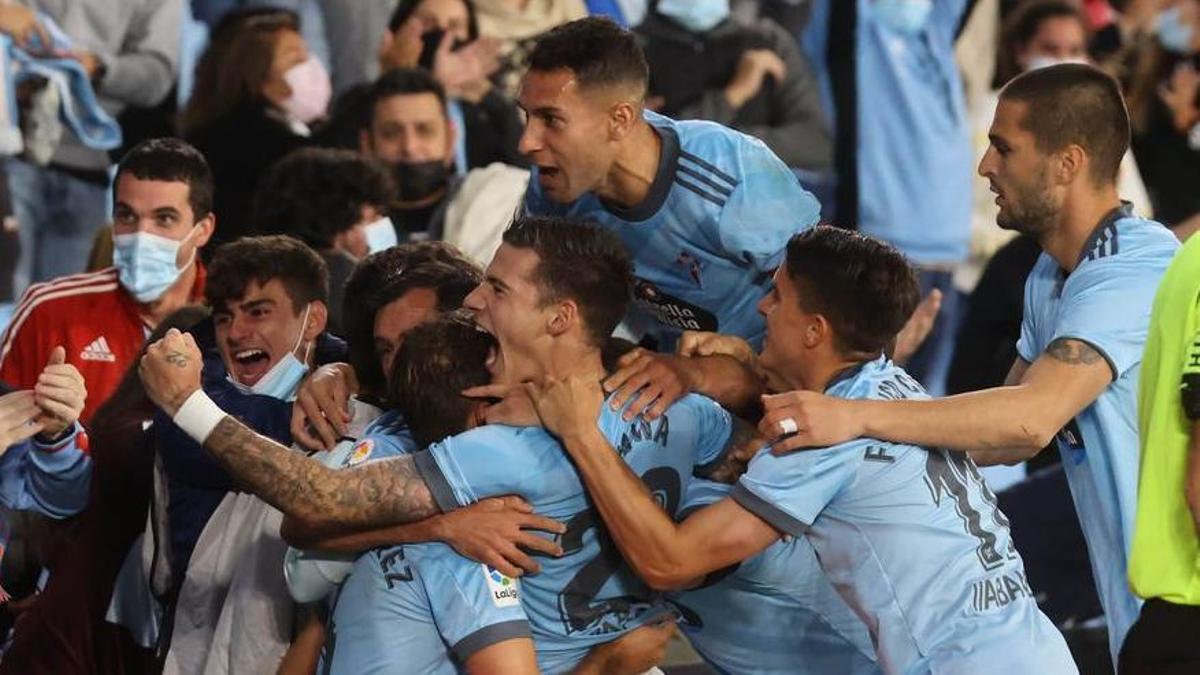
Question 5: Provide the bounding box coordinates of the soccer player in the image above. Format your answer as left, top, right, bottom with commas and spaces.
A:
668, 478, 879, 675
321, 314, 537, 674
519, 17, 819, 352
1123, 231, 1200, 673
753, 64, 1180, 665
517, 227, 1077, 674
138, 217, 736, 673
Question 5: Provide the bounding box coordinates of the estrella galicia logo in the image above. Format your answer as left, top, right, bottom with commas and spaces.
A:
633, 279, 718, 332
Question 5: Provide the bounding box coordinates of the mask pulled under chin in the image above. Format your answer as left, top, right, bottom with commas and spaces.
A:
226, 304, 313, 401
393, 160, 450, 202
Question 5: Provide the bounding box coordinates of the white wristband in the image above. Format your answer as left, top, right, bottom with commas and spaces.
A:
173, 389, 227, 444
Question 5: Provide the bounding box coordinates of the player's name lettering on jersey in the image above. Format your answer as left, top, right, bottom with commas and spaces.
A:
970, 570, 1033, 614
633, 280, 718, 332
615, 415, 669, 456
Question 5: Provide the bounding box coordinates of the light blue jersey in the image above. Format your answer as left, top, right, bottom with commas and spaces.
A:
324, 543, 531, 675
284, 410, 417, 603
669, 479, 880, 675
524, 110, 820, 350
735, 358, 1076, 675
1016, 204, 1179, 663
0, 421, 90, 518
415, 393, 733, 673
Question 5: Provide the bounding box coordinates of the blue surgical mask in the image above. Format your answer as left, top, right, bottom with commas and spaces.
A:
362, 216, 398, 254
873, 0, 934, 35
226, 304, 313, 401
1157, 6, 1196, 55
112, 229, 197, 303
657, 0, 730, 33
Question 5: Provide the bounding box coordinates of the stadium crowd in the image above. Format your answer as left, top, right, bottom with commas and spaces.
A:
0, 1, 1197, 674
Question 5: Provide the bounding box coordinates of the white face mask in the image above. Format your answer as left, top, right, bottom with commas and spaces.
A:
113, 227, 197, 303
362, 216, 398, 254
226, 304, 313, 401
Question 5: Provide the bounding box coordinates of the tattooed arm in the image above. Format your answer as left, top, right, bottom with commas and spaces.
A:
762, 338, 1114, 463
205, 417, 439, 528
140, 328, 439, 529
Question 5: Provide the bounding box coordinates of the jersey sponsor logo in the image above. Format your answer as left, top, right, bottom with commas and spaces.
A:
970, 569, 1034, 614
483, 565, 520, 607
345, 438, 374, 466
632, 279, 718, 332
80, 336, 116, 362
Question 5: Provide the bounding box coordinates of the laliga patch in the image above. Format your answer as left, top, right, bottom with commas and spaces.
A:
346, 439, 374, 466
482, 564, 520, 608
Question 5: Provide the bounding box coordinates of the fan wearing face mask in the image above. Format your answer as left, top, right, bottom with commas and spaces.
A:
182, 8, 333, 252
251, 148, 399, 337
359, 68, 529, 257
0, 139, 213, 425
378, 0, 526, 171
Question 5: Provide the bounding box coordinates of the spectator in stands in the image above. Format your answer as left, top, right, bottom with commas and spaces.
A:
0, 139, 213, 424
379, 0, 525, 170
252, 147, 398, 335
473, 0, 587, 98
1127, 0, 1200, 239
5, 0, 180, 301
182, 9, 330, 250
807, 0, 975, 395
359, 68, 528, 257
636, 0, 833, 170
1125, 229, 1200, 674
151, 236, 342, 673
0, 306, 209, 675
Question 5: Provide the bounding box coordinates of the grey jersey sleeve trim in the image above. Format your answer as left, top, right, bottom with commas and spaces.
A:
731, 482, 809, 537
413, 450, 460, 513
451, 619, 532, 663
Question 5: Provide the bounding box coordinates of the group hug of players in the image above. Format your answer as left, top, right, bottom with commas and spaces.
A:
134, 17, 1179, 675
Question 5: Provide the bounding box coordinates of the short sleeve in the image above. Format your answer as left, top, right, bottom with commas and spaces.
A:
414, 427, 570, 511
1016, 270, 1039, 364
732, 440, 867, 537
424, 554, 531, 663
716, 145, 820, 273
1052, 258, 1161, 380
681, 395, 734, 471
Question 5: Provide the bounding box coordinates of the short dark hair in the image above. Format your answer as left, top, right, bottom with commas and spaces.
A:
368, 68, 447, 124
115, 138, 214, 220
388, 0, 479, 41
784, 227, 919, 357
389, 310, 495, 447
252, 148, 396, 249
527, 17, 648, 97
343, 243, 482, 399
205, 235, 329, 315
502, 216, 632, 347
999, 63, 1129, 185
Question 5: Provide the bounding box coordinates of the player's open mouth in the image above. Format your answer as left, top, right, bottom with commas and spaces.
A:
538, 166, 560, 181
231, 347, 271, 386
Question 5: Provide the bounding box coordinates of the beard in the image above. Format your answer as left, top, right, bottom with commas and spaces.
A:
995, 167, 1058, 236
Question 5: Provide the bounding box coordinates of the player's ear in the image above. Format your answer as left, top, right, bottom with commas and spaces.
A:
547, 299, 578, 338
803, 314, 828, 350
608, 100, 637, 141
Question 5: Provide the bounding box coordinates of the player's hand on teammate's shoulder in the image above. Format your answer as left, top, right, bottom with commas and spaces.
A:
603, 348, 696, 422
140, 329, 203, 417
526, 373, 606, 441
759, 390, 862, 455
291, 362, 358, 451
677, 331, 757, 366
437, 496, 565, 578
